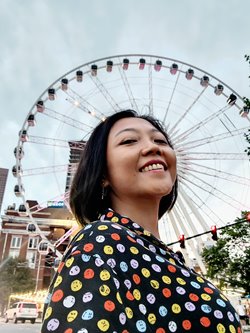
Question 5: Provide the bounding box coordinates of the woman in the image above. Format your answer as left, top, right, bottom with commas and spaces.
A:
42, 110, 242, 332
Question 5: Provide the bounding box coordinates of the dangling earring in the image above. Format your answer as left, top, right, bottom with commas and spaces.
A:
101, 186, 107, 200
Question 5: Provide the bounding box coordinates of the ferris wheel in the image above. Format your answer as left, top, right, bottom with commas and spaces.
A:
13, 54, 250, 267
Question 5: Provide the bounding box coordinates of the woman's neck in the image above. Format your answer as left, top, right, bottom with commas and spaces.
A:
110, 197, 161, 239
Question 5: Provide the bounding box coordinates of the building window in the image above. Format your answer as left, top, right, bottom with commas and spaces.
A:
10, 236, 22, 248
26, 250, 36, 269
9, 249, 20, 258
28, 237, 39, 249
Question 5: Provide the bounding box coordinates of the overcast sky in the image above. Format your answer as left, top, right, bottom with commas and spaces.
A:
0, 0, 249, 215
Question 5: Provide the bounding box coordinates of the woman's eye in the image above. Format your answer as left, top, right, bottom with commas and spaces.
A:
120, 139, 137, 145
154, 139, 168, 144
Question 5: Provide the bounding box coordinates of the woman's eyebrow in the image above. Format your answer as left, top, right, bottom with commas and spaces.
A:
115, 127, 159, 137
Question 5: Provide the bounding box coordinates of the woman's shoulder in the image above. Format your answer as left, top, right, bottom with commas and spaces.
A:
65, 219, 135, 256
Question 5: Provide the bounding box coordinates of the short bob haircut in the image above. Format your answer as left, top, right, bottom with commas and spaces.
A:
70, 109, 178, 226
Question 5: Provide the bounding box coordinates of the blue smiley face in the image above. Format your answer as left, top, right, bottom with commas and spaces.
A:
81, 309, 94, 320
159, 305, 168, 317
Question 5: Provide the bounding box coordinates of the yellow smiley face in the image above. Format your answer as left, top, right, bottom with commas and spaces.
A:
98, 225, 109, 230
65, 257, 74, 268
133, 289, 141, 300
176, 277, 186, 285
116, 292, 123, 304
99, 284, 111, 296
76, 234, 84, 242
44, 306, 52, 320
169, 258, 176, 265
229, 325, 236, 333
71, 279, 82, 292
141, 268, 150, 278
54, 275, 63, 287
217, 323, 226, 333
201, 293, 211, 301
172, 303, 181, 314
97, 319, 110, 332
100, 269, 111, 281
162, 275, 171, 284
150, 280, 160, 289
125, 307, 133, 319
104, 245, 113, 255
148, 313, 156, 325
197, 276, 204, 283
130, 246, 139, 254
67, 310, 78, 322
111, 216, 119, 222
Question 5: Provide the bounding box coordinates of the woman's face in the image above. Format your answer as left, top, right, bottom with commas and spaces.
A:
105, 117, 177, 205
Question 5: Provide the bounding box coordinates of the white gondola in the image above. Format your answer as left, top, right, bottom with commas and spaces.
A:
76, 70, 83, 82
91, 64, 98, 76
185, 68, 194, 80
36, 100, 45, 113
27, 114, 35, 126
38, 240, 50, 255
14, 147, 24, 159
12, 165, 23, 177
61, 78, 68, 91
106, 60, 113, 72
26, 223, 36, 232
48, 88, 55, 101
214, 84, 224, 96
227, 93, 237, 105
122, 58, 129, 70
170, 63, 178, 75
200, 75, 209, 87
14, 184, 25, 197
154, 60, 162, 72
239, 106, 250, 117
19, 130, 29, 142
139, 58, 146, 70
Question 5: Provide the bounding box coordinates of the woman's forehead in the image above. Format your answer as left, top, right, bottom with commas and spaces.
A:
109, 117, 160, 136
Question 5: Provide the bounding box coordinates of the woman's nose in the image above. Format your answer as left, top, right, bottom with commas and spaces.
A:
141, 141, 161, 156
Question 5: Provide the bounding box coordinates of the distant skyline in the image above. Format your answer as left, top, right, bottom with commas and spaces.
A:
0, 0, 250, 214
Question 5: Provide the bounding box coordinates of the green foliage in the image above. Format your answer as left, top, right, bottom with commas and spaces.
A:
202, 212, 250, 294
0, 257, 35, 314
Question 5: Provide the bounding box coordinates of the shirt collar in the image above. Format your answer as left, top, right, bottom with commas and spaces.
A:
99, 208, 176, 256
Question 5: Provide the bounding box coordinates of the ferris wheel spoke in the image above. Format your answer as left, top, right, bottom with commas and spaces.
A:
65, 88, 106, 120
172, 104, 231, 144
21, 164, 78, 177
178, 152, 248, 160
148, 62, 153, 114
88, 71, 121, 111
117, 62, 139, 112
180, 171, 245, 210
163, 69, 181, 123
175, 126, 249, 150
40, 106, 93, 132
169, 87, 207, 136
27, 136, 86, 149
179, 181, 225, 224
180, 161, 250, 186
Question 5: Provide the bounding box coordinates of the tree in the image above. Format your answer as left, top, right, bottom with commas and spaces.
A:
202, 212, 250, 294
0, 257, 35, 315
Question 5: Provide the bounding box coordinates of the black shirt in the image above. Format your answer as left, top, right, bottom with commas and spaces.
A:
41, 209, 241, 333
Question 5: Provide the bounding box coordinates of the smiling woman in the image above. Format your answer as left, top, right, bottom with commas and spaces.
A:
41, 110, 242, 333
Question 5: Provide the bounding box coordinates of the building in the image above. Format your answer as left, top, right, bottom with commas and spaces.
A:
0, 168, 9, 212
65, 141, 85, 192
0, 199, 77, 290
